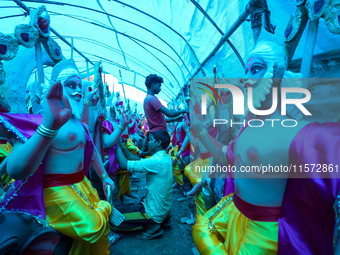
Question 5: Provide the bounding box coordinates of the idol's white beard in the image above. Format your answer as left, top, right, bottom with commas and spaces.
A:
244, 70, 273, 116
68, 96, 83, 121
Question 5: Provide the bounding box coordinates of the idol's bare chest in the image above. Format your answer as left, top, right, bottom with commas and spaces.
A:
50, 119, 86, 151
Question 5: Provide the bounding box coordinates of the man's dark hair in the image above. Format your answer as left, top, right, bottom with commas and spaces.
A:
145, 74, 163, 89
150, 130, 170, 150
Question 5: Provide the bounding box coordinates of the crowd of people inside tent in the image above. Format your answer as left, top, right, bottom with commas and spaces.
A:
1, 3, 340, 255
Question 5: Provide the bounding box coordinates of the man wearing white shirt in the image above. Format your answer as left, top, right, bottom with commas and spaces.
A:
115, 130, 172, 240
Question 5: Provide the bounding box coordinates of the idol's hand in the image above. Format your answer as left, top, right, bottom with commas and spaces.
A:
103, 176, 115, 197
84, 86, 98, 101
42, 81, 72, 130
85, 86, 99, 106
119, 114, 128, 129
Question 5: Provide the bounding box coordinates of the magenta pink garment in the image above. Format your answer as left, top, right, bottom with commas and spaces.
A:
0, 113, 94, 220
179, 125, 190, 157
278, 122, 340, 255
171, 123, 178, 147
128, 121, 136, 135
102, 120, 119, 174
209, 127, 218, 139
143, 94, 167, 132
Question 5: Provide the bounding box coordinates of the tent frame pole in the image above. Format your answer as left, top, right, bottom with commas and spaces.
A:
190, 0, 264, 79
300, 19, 319, 79
35, 40, 45, 86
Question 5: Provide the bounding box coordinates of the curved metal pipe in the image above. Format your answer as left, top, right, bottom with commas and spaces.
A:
189, 0, 245, 68
72, 52, 174, 100
40, 10, 187, 84
96, 0, 129, 69
20, 0, 192, 76
0, 11, 176, 86
47, 13, 184, 89
59, 36, 175, 86
101, 0, 201, 67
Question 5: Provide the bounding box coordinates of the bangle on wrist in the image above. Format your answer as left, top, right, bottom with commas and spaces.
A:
117, 125, 124, 131
36, 125, 58, 138
196, 128, 208, 139
100, 173, 110, 182
83, 100, 92, 106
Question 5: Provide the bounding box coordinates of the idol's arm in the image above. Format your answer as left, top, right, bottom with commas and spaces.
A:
91, 147, 115, 193
177, 135, 189, 158
115, 143, 128, 169
137, 118, 142, 127
191, 112, 226, 164
128, 119, 135, 129
103, 115, 128, 148
189, 131, 198, 148
6, 137, 53, 180
102, 129, 122, 149
6, 82, 72, 180
81, 87, 99, 135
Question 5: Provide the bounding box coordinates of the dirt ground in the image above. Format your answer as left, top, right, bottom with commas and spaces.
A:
110, 173, 196, 255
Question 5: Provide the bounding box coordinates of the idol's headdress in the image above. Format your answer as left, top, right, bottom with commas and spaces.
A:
248, 30, 287, 68
50, 59, 80, 86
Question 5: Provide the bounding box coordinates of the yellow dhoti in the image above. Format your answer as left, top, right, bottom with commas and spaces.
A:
43, 176, 111, 255
184, 156, 211, 217
193, 193, 278, 255
116, 170, 131, 199
168, 145, 184, 186
0, 143, 13, 186
124, 138, 139, 155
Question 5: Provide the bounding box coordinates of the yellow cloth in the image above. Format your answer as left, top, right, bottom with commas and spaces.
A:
184, 157, 212, 217
43, 176, 111, 255
1, 173, 12, 186
192, 194, 278, 255
0, 143, 12, 156
125, 138, 139, 155
184, 157, 211, 186
116, 170, 131, 199
168, 145, 184, 186
0, 143, 13, 186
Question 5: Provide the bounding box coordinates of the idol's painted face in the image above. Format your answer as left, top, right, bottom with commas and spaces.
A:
244, 57, 267, 89
63, 75, 82, 102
